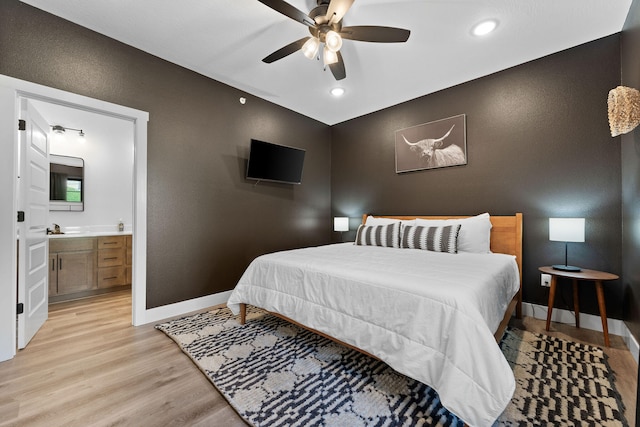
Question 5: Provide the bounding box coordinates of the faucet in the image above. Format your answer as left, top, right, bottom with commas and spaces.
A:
47, 224, 62, 235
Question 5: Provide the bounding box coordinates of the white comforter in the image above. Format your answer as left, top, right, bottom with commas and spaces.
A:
227, 243, 520, 427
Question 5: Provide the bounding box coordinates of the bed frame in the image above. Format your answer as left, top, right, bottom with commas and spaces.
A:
239, 213, 523, 349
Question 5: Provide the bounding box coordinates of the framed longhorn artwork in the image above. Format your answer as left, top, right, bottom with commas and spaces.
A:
395, 114, 467, 173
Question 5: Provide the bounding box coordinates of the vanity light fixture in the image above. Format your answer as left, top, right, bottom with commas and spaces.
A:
51, 125, 86, 141
330, 87, 345, 97
472, 19, 498, 36
52, 125, 66, 135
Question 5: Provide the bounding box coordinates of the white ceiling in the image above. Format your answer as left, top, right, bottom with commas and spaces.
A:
21, 0, 632, 125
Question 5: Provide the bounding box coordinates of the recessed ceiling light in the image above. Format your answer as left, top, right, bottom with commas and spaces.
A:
472, 20, 498, 36
330, 87, 345, 97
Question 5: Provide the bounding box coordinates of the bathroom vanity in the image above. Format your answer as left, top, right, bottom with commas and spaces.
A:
48, 232, 132, 302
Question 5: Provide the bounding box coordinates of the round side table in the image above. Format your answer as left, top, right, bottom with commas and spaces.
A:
539, 266, 618, 347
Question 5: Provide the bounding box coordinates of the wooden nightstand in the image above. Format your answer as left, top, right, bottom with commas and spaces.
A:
539, 266, 618, 346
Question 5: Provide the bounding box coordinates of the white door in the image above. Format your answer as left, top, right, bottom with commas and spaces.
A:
17, 99, 50, 349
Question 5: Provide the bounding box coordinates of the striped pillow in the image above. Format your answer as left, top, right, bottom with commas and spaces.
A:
401, 224, 461, 254
354, 222, 401, 248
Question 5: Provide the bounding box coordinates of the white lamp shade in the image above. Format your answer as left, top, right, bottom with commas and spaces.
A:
323, 47, 338, 65
325, 30, 343, 52
301, 37, 320, 60
334, 217, 349, 232
549, 218, 585, 242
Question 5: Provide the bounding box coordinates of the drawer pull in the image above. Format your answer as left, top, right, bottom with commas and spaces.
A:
103, 257, 118, 260
103, 242, 118, 245
105, 276, 118, 280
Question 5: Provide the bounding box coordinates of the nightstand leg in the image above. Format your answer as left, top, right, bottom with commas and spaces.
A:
572, 279, 580, 329
595, 281, 610, 347
546, 276, 557, 331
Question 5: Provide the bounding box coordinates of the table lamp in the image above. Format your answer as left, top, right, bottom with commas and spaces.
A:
549, 217, 585, 272
333, 217, 349, 232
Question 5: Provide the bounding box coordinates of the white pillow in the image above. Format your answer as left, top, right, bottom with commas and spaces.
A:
414, 213, 492, 253
364, 216, 402, 226
364, 216, 418, 227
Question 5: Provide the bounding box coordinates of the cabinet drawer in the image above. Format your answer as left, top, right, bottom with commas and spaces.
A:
49, 237, 96, 253
98, 235, 124, 250
97, 266, 125, 288
97, 248, 124, 267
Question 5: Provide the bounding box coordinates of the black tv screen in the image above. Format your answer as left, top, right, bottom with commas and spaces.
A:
246, 139, 306, 184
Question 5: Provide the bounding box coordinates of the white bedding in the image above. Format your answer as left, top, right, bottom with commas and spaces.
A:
227, 243, 520, 427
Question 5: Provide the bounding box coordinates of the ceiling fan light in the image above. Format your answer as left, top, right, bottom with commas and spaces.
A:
325, 30, 342, 52
323, 47, 338, 65
301, 37, 320, 60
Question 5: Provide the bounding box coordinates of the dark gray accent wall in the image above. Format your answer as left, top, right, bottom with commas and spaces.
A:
332, 36, 623, 319
621, 2, 640, 344
0, 0, 332, 308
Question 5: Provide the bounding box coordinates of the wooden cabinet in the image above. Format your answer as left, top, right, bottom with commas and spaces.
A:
49, 238, 97, 296
97, 236, 125, 288
125, 235, 132, 286
48, 234, 132, 301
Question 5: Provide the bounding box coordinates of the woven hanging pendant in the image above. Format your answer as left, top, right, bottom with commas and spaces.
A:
607, 85, 640, 137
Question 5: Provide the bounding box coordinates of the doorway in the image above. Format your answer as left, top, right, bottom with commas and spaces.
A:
32, 99, 134, 304
0, 75, 149, 361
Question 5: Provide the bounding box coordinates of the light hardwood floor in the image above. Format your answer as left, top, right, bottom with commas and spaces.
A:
0, 290, 636, 426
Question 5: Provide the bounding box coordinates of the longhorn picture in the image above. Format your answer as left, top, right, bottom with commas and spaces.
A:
395, 115, 467, 173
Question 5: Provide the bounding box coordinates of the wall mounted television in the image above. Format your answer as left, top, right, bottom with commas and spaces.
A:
246, 139, 306, 185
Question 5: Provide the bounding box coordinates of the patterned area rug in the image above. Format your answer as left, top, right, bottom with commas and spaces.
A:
156, 307, 628, 427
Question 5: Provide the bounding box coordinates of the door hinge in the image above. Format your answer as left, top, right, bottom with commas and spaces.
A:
17, 303, 24, 315
18, 119, 26, 131
17, 211, 25, 222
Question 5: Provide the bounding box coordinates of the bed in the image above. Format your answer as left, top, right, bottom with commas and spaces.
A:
227, 213, 522, 427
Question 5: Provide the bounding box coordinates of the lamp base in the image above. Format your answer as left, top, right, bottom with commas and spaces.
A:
552, 264, 582, 272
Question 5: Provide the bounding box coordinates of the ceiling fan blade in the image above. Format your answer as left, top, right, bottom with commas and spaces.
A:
329, 51, 346, 80
263, 37, 310, 63
257, 0, 316, 27
325, 0, 354, 24
340, 26, 411, 43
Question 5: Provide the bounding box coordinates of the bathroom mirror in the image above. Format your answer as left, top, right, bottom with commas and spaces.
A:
50, 154, 84, 211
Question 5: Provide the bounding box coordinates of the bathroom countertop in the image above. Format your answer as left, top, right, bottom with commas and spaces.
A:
48, 225, 133, 239
48, 231, 132, 239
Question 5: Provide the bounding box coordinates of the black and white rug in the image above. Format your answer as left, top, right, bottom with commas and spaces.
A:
156, 307, 628, 427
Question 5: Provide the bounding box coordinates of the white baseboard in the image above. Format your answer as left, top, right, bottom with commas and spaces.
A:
139, 290, 233, 325
522, 302, 640, 364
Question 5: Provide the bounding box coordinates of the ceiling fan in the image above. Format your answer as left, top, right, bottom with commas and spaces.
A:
258, 0, 411, 80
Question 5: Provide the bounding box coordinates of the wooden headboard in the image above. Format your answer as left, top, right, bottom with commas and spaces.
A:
361, 213, 523, 287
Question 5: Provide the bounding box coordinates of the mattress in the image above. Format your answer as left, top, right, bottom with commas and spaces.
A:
227, 243, 520, 426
